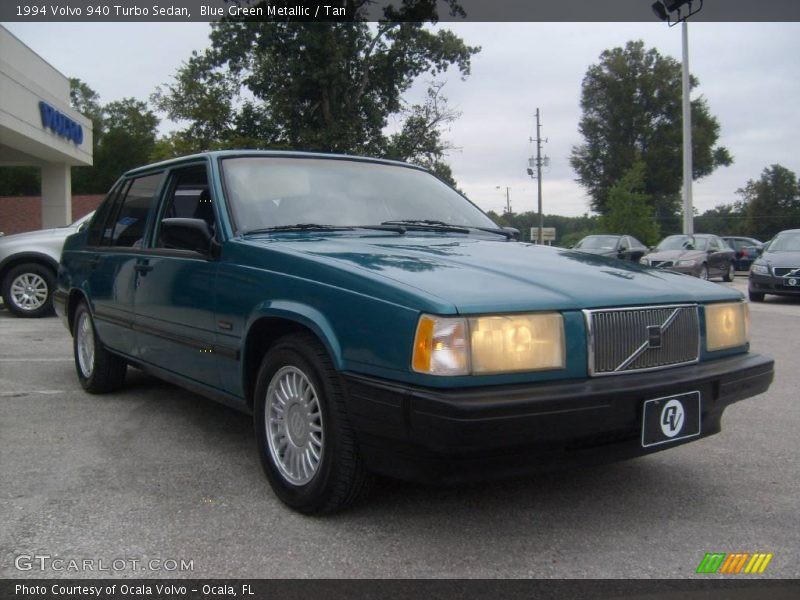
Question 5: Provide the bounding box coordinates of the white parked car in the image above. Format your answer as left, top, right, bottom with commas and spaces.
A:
0, 212, 93, 317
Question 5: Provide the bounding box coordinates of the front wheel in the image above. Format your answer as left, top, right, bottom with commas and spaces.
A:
748, 290, 765, 302
73, 302, 127, 393
723, 262, 735, 282
254, 333, 370, 514
2, 263, 55, 317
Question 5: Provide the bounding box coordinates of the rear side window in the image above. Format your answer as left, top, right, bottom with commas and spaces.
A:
87, 182, 125, 247
108, 173, 164, 247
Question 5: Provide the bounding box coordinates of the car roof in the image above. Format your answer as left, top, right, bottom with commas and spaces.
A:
122, 150, 427, 178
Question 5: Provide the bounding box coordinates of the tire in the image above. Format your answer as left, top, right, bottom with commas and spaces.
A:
723, 262, 735, 282
253, 332, 371, 514
748, 290, 765, 302
72, 302, 127, 393
1, 263, 55, 318
699, 264, 709, 280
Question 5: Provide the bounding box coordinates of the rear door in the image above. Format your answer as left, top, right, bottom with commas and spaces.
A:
132, 164, 221, 388
85, 173, 163, 355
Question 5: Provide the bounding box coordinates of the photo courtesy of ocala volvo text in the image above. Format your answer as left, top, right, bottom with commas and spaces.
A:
55, 151, 774, 514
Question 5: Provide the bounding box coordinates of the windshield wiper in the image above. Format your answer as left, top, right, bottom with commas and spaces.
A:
467, 226, 516, 239
242, 224, 355, 234
380, 220, 470, 234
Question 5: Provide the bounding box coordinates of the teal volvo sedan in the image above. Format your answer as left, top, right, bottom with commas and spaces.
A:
55, 151, 774, 514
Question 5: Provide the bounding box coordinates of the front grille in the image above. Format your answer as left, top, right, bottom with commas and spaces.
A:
585, 305, 699, 376
773, 267, 800, 278
651, 260, 674, 268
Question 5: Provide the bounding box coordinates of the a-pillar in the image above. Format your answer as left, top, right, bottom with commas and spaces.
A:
41, 163, 72, 228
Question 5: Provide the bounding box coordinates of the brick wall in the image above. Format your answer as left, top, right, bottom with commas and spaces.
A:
0, 195, 105, 235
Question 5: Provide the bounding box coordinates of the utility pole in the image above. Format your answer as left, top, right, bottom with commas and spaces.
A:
495, 186, 512, 215
527, 109, 546, 244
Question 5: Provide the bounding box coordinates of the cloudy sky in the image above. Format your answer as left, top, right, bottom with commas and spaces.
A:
4, 20, 799, 217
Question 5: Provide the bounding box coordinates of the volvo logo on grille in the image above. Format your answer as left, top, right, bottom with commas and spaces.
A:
647, 325, 662, 349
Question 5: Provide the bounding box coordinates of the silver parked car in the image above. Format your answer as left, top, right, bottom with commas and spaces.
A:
0, 212, 93, 317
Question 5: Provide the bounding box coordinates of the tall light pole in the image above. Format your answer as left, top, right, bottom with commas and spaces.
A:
652, 0, 704, 235
680, 19, 693, 235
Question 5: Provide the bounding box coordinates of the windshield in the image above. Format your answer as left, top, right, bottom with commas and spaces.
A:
656, 235, 708, 251
575, 235, 618, 249
768, 233, 800, 252
220, 157, 497, 232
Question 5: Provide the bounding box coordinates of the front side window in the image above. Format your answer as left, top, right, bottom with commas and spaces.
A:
220, 157, 496, 232
109, 173, 163, 247
155, 166, 216, 247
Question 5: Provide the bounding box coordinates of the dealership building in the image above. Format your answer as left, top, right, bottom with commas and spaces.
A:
0, 25, 93, 229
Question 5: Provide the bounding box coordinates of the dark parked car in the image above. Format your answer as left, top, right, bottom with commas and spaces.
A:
573, 234, 648, 262
748, 229, 800, 302
55, 151, 773, 514
640, 234, 736, 281
722, 236, 763, 272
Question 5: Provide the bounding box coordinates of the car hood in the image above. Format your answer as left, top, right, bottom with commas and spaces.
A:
643, 249, 706, 262
246, 234, 740, 314
0, 227, 69, 244
760, 250, 800, 268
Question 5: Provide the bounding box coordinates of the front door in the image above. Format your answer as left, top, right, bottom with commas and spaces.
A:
133, 164, 221, 388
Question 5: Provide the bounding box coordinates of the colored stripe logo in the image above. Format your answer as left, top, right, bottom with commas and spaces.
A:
696, 552, 773, 574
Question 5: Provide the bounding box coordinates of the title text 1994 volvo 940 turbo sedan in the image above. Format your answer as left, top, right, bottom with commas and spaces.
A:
56, 151, 774, 514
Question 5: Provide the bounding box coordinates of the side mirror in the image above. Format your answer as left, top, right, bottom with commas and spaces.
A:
756, 246, 764, 256
502, 226, 520, 240
161, 218, 212, 254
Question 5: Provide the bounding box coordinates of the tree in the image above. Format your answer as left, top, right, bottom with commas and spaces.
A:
693, 202, 747, 237
90, 99, 159, 191
69, 78, 105, 194
739, 164, 800, 240
485, 210, 599, 246
385, 81, 461, 185
151, 1, 479, 176
598, 162, 660, 246
70, 81, 160, 193
571, 40, 732, 226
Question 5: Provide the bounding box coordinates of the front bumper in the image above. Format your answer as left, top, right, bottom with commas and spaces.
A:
342, 353, 774, 484
665, 263, 701, 277
749, 273, 800, 296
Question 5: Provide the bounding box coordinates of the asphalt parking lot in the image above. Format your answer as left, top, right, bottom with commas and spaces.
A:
1, 276, 798, 579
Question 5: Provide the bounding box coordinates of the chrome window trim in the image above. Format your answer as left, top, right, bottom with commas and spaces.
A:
583, 304, 701, 377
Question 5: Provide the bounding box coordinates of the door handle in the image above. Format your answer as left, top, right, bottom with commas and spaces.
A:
88, 256, 101, 269
134, 262, 153, 274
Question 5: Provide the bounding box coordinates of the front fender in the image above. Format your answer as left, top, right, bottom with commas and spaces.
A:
246, 300, 344, 370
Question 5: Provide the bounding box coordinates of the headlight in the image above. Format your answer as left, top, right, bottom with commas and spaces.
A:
412, 313, 565, 375
750, 263, 769, 275
705, 302, 749, 352
678, 259, 697, 266
470, 313, 565, 373
639, 257, 649, 265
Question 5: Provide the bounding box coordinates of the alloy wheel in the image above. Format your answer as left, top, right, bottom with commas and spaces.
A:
9, 272, 48, 312
76, 311, 96, 378
265, 365, 324, 486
